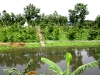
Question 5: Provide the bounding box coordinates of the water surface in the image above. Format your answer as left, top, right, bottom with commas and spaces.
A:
0, 46, 100, 75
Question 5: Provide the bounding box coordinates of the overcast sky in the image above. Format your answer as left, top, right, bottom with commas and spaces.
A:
0, 0, 100, 20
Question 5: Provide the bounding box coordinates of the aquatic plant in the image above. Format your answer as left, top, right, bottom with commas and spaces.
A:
41, 52, 99, 75
3, 59, 35, 75
3, 68, 21, 75
23, 59, 33, 74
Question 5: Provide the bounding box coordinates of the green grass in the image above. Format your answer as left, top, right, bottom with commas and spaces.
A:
45, 40, 100, 47
24, 43, 41, 48
0, 46, 17, 51
0, 43, 41, 51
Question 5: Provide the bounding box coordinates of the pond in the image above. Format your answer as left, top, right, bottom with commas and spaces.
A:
0, 46, 100, 75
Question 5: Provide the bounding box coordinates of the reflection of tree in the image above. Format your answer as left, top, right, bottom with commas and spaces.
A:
68, 48, 83, 73
86, 47, 100, 60
0, 47, 99, 73
0, 47, 67, 70
0, 47, 71, 70
85, 47, 100, 69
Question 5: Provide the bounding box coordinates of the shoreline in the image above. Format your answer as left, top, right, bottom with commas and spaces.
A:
45, 40, 100, 47
0, 40, 100, 51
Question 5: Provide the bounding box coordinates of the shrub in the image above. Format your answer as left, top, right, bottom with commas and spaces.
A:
88, 30, 98, 40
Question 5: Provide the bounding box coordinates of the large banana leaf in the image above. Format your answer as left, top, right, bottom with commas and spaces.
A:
41, 57, 64, 75
71, 61, 99, 75
48, 65, 59, 73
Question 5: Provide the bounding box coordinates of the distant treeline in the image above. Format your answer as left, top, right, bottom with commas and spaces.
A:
0, 3, 99, 28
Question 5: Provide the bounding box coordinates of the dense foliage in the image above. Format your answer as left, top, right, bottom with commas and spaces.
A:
40, 26, 100, 41
0, 27, 39, 42
0, 3, 100, 42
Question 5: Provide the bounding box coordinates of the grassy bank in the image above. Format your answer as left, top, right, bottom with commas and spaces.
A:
0, 43, 41, 51
45, 40, 100, 47
0, 40, 100, 51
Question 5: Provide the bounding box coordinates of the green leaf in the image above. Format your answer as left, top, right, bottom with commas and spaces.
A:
71, 61, 99, 75
3, 68, 21, 75
48, 66, 57, 73
66, 53, 72, 75
66, 53, 72, 66
23, 59, 33, 73
41, 57, 64, 75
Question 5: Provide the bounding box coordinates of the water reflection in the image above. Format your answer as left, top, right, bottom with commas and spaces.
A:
0, 46, 100, 75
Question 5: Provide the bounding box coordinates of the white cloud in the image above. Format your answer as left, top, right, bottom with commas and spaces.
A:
0, 0, 100, 20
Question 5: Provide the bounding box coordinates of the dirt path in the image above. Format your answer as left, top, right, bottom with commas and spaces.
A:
0, 42, 26, 47
36, 26, 45, 47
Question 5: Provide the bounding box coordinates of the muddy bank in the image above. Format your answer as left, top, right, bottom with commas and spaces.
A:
0, 42, 26, 47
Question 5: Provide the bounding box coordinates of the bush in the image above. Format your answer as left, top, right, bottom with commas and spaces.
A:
67, 28, 76, 40
88, 30, 98, 40
0, 26, 39, 42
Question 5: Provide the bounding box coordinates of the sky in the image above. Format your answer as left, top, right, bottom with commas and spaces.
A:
0, 0, 100, 20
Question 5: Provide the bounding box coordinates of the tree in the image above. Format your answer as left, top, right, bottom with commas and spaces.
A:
84, 20, 94, 27
95, 15, 100, 28
39, 13, 47, 28
68, 3, 89, 27
15, 14, 25, 26
24, 3, 40, 26
68, 9, 78, 26
10, 12, 16, 25
75, 3, 89, 24
40, 13, 45, 22
88, 30, 98, 40
2, 10, 11, 26
53, 11, 59, 25
58, 15, 68, 25
0, 12, 3, 26
40, 11, 68, 26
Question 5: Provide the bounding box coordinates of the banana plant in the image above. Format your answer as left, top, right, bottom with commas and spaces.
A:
41, 57, 64, 75
41, 52, 99, 75
3, 68, 21, 75
65, 53, 72, 75
3, 59, 33, 75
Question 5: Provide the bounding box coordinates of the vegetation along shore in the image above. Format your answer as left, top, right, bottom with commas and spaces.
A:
0, 3, 100, 51
0, 40, 100, 51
